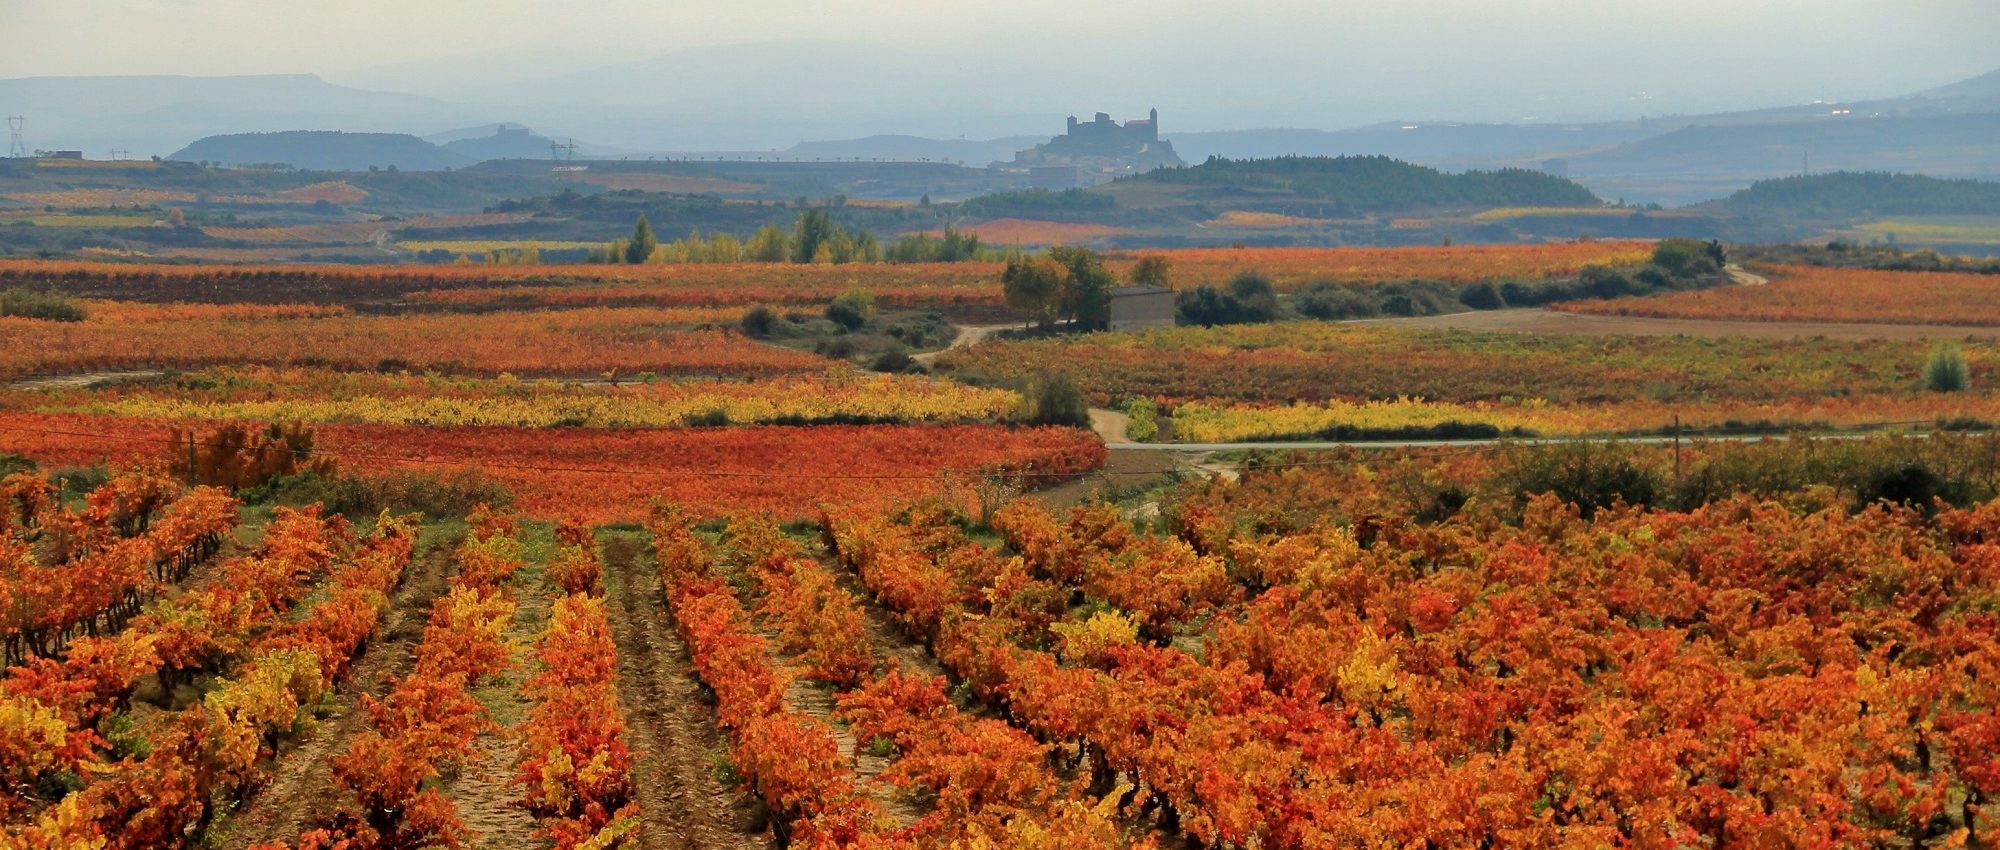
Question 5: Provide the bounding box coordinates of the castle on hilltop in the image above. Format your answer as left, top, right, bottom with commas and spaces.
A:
1002, 108, 1182, 187
1066, 109, 1160, 144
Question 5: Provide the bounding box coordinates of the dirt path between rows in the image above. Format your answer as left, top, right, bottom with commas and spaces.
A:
445, 580, 547, 850
603, 535, 770, 850
218, 530, 463, 850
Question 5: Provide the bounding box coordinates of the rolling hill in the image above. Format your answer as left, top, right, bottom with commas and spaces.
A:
170, 131, 473, 171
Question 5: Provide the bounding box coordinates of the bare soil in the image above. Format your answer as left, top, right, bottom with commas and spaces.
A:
602, 535, 771, 850
443, 582, 549, 850
1031, 448, 1180, 510
217, 530, 462, 849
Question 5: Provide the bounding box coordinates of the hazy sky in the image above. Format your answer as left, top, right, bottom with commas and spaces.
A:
3, 0, 1997, 133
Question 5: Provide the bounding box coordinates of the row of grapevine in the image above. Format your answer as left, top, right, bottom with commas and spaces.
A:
827, 504, 1317, 848
645, 504, 883, 847
258, 505, 521, 850
4, 509, 418, 849
989, 501, 1236, 640
2, 472, 239, 664
720, 513, 1139, 849
515, 522, 639, 848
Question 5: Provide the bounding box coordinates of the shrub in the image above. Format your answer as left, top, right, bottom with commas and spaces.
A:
1580, 266, 1637, 299
1925, 344, 1971, 393
869, 350, 917, 373
1459, 281, 1505, 310
1651, 240, 1699, 276
740, 305, 779, 338
825, 289, 874, 332
0, 288, 86, 322
1494, 442, 1661, 518
1856, 461, 1952, 512
1123, 397, 1159, 442
1020, 372, 1089, 428
1295, 281, 1380, 320
1178, 278, 1277, 327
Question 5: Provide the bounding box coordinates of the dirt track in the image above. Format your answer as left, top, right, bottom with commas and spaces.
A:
912, 322, 1015, 367
1347, 308, 2000, 341
220, 530, 462, 850
602, 535, 770, 850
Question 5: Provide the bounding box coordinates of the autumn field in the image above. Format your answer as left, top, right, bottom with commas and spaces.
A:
8, 248, 2000, 849
937, 318, 2000, 439
1557, 264, 2000, 326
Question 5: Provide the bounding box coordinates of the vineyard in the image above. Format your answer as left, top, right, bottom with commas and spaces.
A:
4, 246, 2000, 848
1100, 241, 1656, 287
1557, 264, 2000, 326
0, 308, 833, 381
0, 411, 1106, 523
16, 367, 1023, 430
936, 319, 2000, 439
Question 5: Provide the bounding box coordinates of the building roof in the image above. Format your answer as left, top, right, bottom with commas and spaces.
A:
1110, 285, 1173, 297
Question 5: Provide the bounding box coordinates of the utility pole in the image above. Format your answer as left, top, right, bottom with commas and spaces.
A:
5, 116, 24, 159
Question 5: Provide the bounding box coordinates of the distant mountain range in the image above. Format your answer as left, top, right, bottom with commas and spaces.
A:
5, 65, 1996, 204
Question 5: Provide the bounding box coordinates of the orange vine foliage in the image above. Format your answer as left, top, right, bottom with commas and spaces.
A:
1556, 263, 2000, 326
5, 511, 415, 849
274, 509, 517, 850
0, 412, 1106, 523
829, 488, 2000, 849
518, 594, 637, 848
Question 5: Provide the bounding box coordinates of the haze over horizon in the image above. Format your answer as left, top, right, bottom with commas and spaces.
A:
4, 0, 1997, 150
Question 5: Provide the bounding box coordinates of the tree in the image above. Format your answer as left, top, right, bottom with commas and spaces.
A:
747, 225, 790, 262
1048, 247, 1115, 331
792, 210, 836, 264
1003, 257, 1070, 329
624, 215, 657, 265
1129, 255, 1172, 289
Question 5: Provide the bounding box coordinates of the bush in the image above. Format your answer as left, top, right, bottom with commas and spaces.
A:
816, 337, 858, 359
1925, 344, 1971, 393
1459, 281, 1505, 310
1178, 278, 1277, 327
1580, 266, 1637, 299
1494, 442, 1661, 518
869, 350, 917, 373
1651, 240, 1699, 276
1295, 281, 1380, 320
740, 305, 779, 338
1856, 461, 1953, 512
0, 288, 86, 322
825, 289, 875, 332
1123, 397, 1159, 442
1020, 372, 1090, 428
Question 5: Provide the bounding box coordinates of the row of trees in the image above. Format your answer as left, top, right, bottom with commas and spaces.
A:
596, 213, 996, 266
